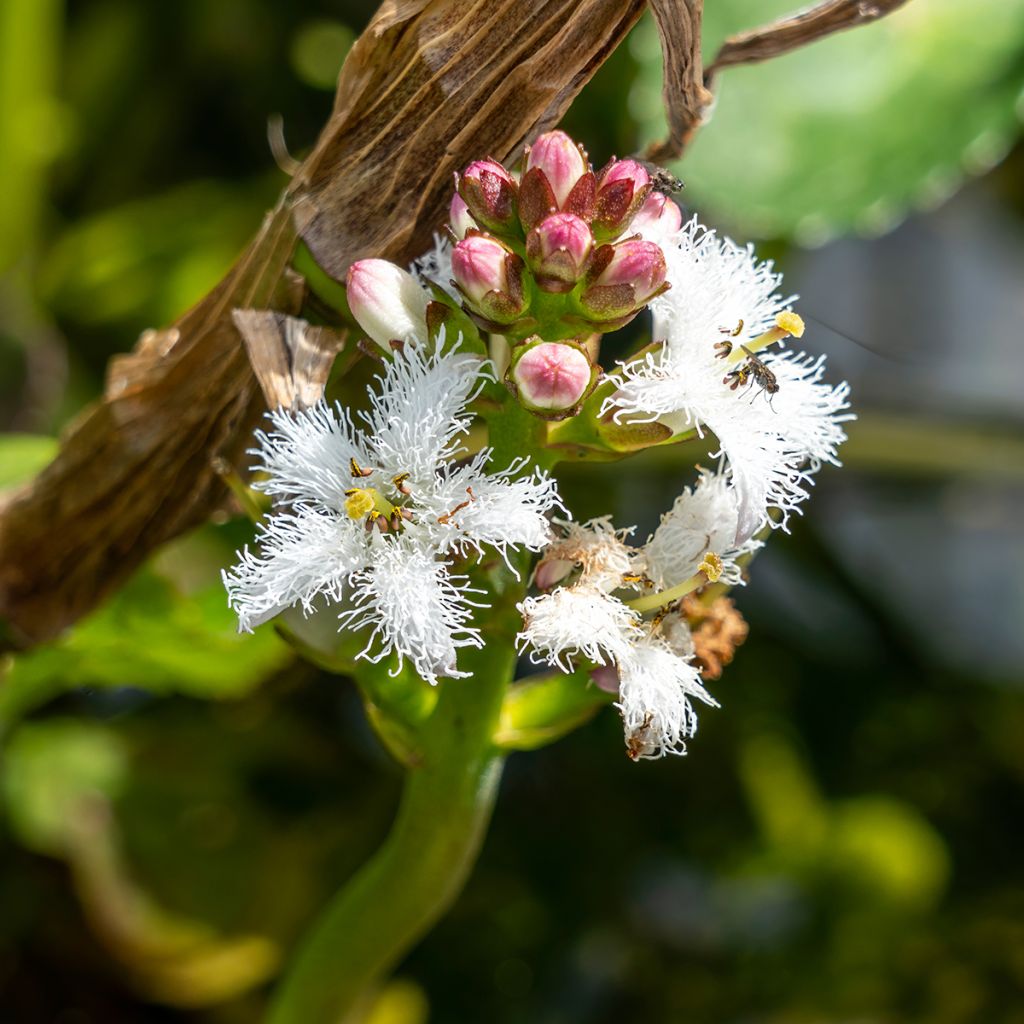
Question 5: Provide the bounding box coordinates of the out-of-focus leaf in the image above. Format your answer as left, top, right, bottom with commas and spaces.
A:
0, 568, 292, 728
2, 717, 280, 1006
0, 433, 58, 489
739, 731, 949, 909
632, 0, 1024, 241
37, 178, 274, 330
3, 718, 125, 855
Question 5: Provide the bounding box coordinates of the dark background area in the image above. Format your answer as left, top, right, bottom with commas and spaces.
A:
2, 1, 1023, 1022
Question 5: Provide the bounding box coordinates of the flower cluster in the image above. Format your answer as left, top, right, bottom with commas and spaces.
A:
224, 126, 852, 763
223, 342, 562, 685
518, 471, 758, 759
608, 216, 853, 541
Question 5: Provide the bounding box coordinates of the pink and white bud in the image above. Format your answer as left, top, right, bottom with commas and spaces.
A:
451, 233, 528, 325
592, 159, 652, 241
577, 240, 668, 323
452, 234, 511, 303
590, 664, 621, 694
457, 159, 518, 234
346, 258, 431, 349
533, 556, 575, 590
629, 191, 684, 243
449, 193, 477, 239
525, 212, 593, 292
526, 131, 588, 207
507, 339, 595, 418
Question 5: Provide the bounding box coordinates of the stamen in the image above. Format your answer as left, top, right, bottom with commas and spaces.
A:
726, 310, 806, 363
437, 486, 475, 526
699, 551, 723, 582
625, 551, 723, 614
350, 457, 373, 479
345, 488, 376, 520
393, 472, 411, 495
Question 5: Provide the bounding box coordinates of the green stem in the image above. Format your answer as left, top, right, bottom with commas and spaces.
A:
266, 643, 513, 1024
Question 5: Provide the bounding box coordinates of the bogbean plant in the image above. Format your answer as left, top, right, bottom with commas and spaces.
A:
225, 131, 852, 1021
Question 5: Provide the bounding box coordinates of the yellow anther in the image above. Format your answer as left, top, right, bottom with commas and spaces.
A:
776, 311, 805, 338
699, 551, 723, 583
344, 488, 376, 520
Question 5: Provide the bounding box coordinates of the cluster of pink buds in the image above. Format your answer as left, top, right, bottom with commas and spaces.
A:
450, 133, 669, 334
446, 130, 672, 416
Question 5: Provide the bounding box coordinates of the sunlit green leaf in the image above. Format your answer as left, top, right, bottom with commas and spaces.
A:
632, 0, 1024, 241
0, 433, 57, 490
0, 568, 292, 728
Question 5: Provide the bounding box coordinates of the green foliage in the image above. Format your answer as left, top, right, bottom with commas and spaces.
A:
632, 0, 1024, 241
0, 564, 292, 729
3, 718, 126, 855
0, 433, 58, 489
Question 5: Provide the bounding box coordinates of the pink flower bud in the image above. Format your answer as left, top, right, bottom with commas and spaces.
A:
525, 213, 593, 292
519, 131, 596, 230
577, 240, 668, 323
629, 191, 684, 242
451, 234, 528, 325
534, 556, 575, 590
592, 158, 652, 241
508, 339, 595, 417
590, 664, 620, 694
449, 193, 476, 239
457, 159, 518, 234
346, 259, 431, 349
526, 131, 587, 207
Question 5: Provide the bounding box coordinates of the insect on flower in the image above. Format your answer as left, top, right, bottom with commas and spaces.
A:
722, 345, 780, 407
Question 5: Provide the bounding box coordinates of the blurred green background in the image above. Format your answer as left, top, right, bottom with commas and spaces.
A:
2, 1, 1024, 1021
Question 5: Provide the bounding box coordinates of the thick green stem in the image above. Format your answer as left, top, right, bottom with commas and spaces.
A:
266, 643, 513, 1024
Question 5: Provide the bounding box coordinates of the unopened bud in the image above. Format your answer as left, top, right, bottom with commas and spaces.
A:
457, 159, 518, 234
534, 557, 576, 590
449, 193, 477, 240
525, 213, 593, 293
592, 159, 652, 241
630, 191, 684, 243
519, 130, 596, 229
507, 339, 596, 418
346, 259, 431, 349
451, 233, 529, 325
577, 240, 668, 323
590, 664, 621, 694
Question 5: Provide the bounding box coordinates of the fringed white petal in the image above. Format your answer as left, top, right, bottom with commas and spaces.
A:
222, 505, 365, 632
364, 340, 489, 480
517, 585, 642, 672
616, 636, 718, 760
251, 402, 364, 510
645, 470, 761, 589
339, 541, 485, 686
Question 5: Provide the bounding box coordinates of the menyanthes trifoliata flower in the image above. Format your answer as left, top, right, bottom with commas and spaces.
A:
608, 215, 853, 542
223, 340, 563, 685
517, 470, 750, 759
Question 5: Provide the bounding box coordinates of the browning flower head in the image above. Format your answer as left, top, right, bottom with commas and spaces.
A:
681, 595, 749, 681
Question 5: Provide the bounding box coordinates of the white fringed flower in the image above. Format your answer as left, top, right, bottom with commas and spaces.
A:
517, 585, 641, 673
644, 469, 762, 590
617, 636, 718, 760
609, 216, 852, 542
223, 342, 563, 685
517, 471, 758, 759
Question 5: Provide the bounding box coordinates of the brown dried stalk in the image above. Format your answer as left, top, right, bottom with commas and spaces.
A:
707, 0, 911, 79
